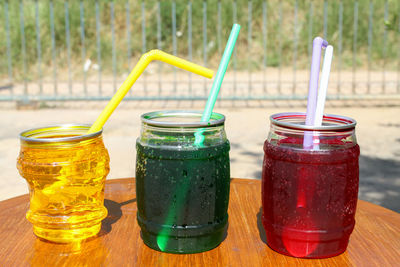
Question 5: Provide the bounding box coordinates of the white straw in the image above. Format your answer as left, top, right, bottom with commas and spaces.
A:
314, 45, 333, 126
313, 45, 333, 149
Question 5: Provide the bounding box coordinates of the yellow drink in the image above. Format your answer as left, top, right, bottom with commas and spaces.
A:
17, 125, 109, 243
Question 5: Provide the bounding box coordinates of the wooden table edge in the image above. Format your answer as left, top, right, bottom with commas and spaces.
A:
0, 177, 399, 266
1, 177, 398, 216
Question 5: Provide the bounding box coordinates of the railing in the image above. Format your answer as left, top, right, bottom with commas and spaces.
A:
1, 0, 400, 102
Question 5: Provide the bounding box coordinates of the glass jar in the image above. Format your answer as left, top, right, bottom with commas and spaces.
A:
261, 112, 359, 258
135, 110, 230, 254
17, 125, 110, 243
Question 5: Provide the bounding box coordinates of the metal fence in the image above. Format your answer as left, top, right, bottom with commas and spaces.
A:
1, 0, 400, 102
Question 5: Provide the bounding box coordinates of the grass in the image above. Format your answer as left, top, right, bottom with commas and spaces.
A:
0, 0, 400, 81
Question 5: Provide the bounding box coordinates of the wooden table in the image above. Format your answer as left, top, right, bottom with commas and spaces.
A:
0, 178, 399, 266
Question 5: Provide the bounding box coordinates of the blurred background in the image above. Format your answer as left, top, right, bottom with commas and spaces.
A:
0, 0, 399, 212
1, 0, 400, 99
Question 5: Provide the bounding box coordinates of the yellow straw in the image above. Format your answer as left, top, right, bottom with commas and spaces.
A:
88, 50, 214, 134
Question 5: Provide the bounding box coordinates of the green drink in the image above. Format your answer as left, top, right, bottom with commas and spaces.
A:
135, 110, 230, 254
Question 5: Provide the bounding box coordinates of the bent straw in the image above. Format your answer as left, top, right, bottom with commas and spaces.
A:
303, 37, 328, 148
156, 24, 241, 252
313, 45, 333, 150
194, 24, 241, 146
44, 49, 214, 208
88, 50, 214, 134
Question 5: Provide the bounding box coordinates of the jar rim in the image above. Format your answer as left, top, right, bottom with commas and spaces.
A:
141, 110, 225, 128
19, 124, 102, 143
270, 112, 356, 131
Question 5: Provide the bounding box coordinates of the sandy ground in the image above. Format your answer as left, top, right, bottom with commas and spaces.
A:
0, 100, 399, 212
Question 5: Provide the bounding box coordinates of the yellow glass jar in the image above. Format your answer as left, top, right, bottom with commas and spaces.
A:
17, 125, 109, 243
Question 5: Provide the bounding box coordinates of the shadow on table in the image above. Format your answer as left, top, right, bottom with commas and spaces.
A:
256, 207, 267, 245
99, 198, 136, 236
359, 155, 400, 213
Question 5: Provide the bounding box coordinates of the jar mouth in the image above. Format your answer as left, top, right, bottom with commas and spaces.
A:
270, 112, 356, 131
141, 110, 225, 128
19, 124, 102, 143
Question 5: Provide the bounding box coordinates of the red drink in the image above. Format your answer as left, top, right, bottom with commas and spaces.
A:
261, 112, 359, 258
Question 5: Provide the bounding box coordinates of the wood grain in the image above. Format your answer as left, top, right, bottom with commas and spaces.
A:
0, 178, 399, 266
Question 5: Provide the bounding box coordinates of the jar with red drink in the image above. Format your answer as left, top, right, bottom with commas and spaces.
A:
262, 112, 359, 258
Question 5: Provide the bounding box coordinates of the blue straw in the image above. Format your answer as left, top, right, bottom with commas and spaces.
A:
195, 24, 241, 145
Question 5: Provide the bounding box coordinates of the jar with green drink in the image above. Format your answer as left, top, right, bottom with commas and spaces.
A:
135, 110, 230, 254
